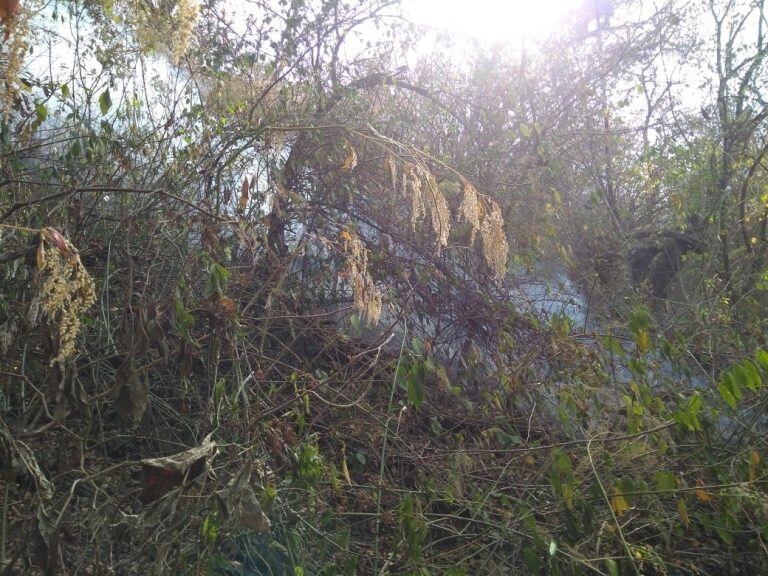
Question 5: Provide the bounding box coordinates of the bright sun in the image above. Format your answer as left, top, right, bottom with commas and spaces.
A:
406, 0, 580, 45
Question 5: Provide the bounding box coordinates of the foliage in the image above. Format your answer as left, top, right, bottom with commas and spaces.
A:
0, 0, 767, 575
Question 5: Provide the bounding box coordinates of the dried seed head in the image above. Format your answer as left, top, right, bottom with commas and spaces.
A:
171, 0, 200, 65
33, 232, 96, 366
404, 164, 425, 231
340, 230, 382, 326
480, 201, 509, 279
386, 156, 398, 191
425, 173, 451, 250
129, 0, 199, 65
458, 180, 481, 245
0, 5, 29, 117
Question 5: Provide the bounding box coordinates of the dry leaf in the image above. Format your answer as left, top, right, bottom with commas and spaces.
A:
42, 227, 68, 253
0, 426, 55, 499
0, 318, 17, 357
695, 479, 713, 502
115, 354, 148, 429
32, 504, 60, 575
340, 141, 357, 173
141, 433, 216, 503
216, 466, 271, 533
237, 177, 250, 211
36, 239, 46, 270
201, 225, 219, 252
341, 453, 352, 485
749, 449, 760, 482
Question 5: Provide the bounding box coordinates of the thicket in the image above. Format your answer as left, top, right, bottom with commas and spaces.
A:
1, 0, 767, 574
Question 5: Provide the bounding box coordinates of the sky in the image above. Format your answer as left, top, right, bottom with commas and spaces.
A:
405, 0, 582, 46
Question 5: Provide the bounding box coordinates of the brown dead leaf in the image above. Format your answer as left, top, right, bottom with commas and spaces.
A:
42, 227, 69, 254
140, 433, 216, 503
237, 177, 250, 211
340, 141, 357, 173
695, 479, 714, 502
201, 225, 219, 252
115, 354, 148, 429
216, 295, 237, 318
0, 425, 55, 499
32, 504, 60, 575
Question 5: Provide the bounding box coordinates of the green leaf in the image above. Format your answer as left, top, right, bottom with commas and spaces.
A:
731, 364, 748, 389
740, 360, 762, 391
628, 306, 651, 335
201, 514, 218, 548
715, 525, 735, 545
407, 362, 426, 409
35, 103, 48, 123
674, 392, 703, 432
718, 376, 737, 410
60, 83, 69, 99
653, 471, 677, 492
99, 88, 112, 115
605, 558, 619, 576
601, 334, 625, 357
206, 261, 230, 294
718, 372, 741, 409
756, 350, 768, 373
634, 328, 650, 355
548, 540, 557, 557
522, 547, 540, 573
173, 294, 194, 340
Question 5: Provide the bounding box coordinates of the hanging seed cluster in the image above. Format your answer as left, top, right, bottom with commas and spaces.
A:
170, 0, 200, 65
30, 229, 97, 366
128, 0, 200, 65
339, 230, 382, 326
0, 3, 30, 117
394, 157, 509, 278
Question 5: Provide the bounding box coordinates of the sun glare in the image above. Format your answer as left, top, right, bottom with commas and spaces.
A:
407, 0, 580, 45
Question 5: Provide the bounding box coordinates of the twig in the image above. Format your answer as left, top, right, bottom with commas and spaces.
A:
375, 320, 408, 575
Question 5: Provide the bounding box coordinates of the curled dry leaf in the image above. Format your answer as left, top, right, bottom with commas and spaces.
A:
340, 141, 358, 173
42, 227, 69, 254
140, 433, 216, 503
36, 239, 45, 270
216, 295, 237, 318
32, 504, 60, 575
0, 318, 17, 357
237, 177, 250, 211
115, 354, 148, 429
0, 425, 55, 499
216, 466, 271, 533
